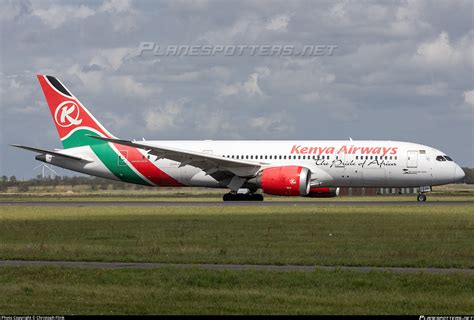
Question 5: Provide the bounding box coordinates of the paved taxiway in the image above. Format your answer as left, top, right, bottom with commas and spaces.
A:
0, 260, 472, 275
0, 201, 473, 207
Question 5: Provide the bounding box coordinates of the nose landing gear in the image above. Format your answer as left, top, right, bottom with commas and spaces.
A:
416, 186, 431, 202
417, 193, 427, 202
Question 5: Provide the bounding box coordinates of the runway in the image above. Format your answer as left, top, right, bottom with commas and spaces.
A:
0, 260, 472, 274
0, 201, 473, 207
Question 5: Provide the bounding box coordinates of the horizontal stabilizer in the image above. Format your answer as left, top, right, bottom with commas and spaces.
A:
10, 144, 93, 162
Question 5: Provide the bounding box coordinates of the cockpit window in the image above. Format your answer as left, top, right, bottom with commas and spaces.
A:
444, 155, 453, 161
436, 155, 446, 161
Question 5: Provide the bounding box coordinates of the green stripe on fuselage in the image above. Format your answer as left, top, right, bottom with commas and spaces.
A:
62, 129, 150, 186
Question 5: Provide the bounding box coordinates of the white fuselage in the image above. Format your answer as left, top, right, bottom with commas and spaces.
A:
51, 140, 465, 189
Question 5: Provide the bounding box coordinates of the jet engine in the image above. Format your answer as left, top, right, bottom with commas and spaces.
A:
251, 166, 311, 196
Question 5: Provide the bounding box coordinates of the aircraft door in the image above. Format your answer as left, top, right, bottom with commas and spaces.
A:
407, 151, 418, 168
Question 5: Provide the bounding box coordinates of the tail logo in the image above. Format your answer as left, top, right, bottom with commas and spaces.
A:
54, 101, 82, 127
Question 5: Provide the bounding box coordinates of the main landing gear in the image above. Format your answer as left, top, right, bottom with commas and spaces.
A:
417, 193, 427, 202
223, 193, 264, 201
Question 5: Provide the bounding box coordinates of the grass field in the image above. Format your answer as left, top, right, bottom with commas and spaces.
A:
0, 205, 473, 268
0, 266, 472, 314
1, 203, 473, 314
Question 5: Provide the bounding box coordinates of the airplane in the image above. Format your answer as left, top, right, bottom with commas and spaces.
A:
12, 75, 465, 202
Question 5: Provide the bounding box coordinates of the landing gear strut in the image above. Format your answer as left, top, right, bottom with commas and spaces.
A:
223, 193, 264, 201
417, 193, 427, 202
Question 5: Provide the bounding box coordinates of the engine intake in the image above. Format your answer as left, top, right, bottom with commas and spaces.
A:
254, 166, 311, 196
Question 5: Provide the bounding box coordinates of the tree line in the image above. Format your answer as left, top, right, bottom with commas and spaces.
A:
0, 175, 146, 191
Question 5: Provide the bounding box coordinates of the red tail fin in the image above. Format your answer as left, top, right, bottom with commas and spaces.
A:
37, 75, 113, 148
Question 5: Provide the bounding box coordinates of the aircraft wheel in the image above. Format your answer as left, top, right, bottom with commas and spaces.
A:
223, 193, 264, 201
250, 194, 264, 201
417, 193, 427, 202
223, 193, 235, 201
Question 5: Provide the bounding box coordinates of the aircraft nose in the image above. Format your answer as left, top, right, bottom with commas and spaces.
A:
454, 165, 465, 183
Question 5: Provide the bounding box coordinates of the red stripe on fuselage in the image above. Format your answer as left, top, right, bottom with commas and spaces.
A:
114, 145, 183, 187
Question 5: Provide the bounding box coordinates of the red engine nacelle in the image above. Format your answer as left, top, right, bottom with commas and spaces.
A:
306, 187, 340, 198
257, 166, 311, 196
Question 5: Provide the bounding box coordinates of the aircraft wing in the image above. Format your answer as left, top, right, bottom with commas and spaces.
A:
88, 136, 263, 177
10, 144, 93, 162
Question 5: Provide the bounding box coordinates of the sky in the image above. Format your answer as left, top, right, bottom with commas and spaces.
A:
0, 0, 473, 179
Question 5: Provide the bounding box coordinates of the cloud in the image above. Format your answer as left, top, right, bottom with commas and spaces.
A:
464, 90, 474, 107
30, 0, 137, 30
2, 0, 474, 178
199, 15, 271, 44
299, 91, 320, 104
112, 75, 157, 98
99, 0, 133, 14
266, 14, 290, 31
31, 4, 95, 29
413, 31, 472, 68
144, 98, 189, 132
249, 112, 292, 133
0, 0, 30, 22
416, 82, 448, 96
90, 48, 135, 71
219, 71, 265, 97
0, 77, 33, 105
65, 63, 157, 98
390, 0, 432, 36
